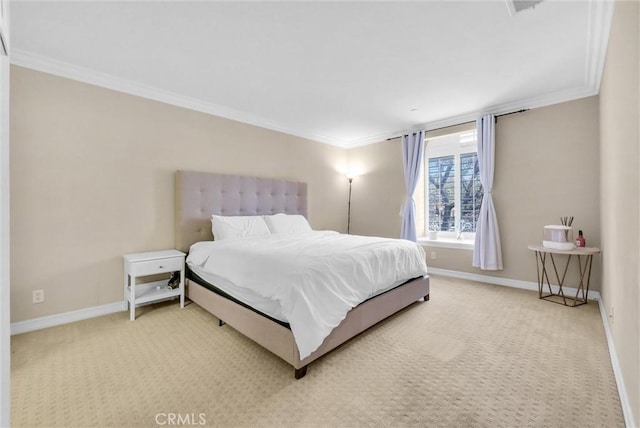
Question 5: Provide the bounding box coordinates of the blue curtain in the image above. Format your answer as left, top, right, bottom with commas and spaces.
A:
473, 115, 503, 270
401, 131, 425, 241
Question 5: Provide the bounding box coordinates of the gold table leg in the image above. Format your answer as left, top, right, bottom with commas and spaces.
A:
534, 250, 590, 307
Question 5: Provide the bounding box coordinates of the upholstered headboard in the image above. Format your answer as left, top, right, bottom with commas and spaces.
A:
175, 170, 308, 252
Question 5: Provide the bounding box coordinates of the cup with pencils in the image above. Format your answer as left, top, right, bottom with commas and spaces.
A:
560, 216, 574, 241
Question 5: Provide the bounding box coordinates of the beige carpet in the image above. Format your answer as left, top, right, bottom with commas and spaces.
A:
11, 276, 624, 428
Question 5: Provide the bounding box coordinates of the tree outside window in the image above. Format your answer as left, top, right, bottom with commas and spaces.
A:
425, 131, 483, 236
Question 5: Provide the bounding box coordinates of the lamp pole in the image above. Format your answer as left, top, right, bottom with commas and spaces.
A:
347, 177, 353, 234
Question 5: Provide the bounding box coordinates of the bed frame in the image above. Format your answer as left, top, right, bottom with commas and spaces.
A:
175, 170, 430, 378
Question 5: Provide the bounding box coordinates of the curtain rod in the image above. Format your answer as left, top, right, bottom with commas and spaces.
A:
386, 108, 529, 141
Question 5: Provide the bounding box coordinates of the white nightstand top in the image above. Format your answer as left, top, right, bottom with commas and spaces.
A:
123, 249, 185, 263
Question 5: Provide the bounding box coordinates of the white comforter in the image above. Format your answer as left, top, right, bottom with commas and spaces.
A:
187, 231, 428, 359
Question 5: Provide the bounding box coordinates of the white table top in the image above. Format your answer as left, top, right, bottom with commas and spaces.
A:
123, 249, 186, 262
527, 245, 601, 255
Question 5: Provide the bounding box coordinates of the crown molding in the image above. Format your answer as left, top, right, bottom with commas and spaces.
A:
11, 0, 613, 152
585, 0, 615, 92
342, 84, 600, 149
9, 49, 347, 148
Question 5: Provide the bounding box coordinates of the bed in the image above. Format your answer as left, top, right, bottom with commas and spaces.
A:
175, 170, 430, 378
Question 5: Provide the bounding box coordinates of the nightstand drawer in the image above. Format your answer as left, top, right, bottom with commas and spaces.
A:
128, 256, 183, 276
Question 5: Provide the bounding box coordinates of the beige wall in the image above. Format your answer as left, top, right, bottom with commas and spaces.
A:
599, 0, 640, 424
10, 66, 348, 322
347, 139, 405, 238
0, 56, 10, 427
349, 97, 601, 289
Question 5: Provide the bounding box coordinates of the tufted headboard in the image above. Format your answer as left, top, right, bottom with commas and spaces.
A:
175, 170, 308, 252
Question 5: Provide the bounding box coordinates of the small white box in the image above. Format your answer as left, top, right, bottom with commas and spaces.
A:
543, 225, 575, 250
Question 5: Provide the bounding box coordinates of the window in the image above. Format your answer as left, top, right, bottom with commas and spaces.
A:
425, 130, 483, 238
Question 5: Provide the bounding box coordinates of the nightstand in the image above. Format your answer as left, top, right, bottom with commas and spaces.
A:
123, 249, 186, 320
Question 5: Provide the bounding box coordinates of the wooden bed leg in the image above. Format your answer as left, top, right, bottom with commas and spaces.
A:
424, 294, 430, 301
294, 366, 308, 379
218, 319, 225, 327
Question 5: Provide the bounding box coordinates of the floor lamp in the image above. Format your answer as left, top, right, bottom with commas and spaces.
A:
346, 174, 356, 234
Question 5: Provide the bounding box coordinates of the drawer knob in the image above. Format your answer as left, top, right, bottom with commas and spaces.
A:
159, 265, 163, 269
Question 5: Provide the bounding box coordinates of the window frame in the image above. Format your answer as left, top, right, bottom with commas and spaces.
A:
423, 130, 481, 243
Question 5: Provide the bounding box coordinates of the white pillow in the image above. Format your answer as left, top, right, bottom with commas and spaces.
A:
211, 215, 271, 241
263, 214, 312, 234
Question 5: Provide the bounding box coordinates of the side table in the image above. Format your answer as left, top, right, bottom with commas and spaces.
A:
528, 245, 601, 307
123, 249, 186, 320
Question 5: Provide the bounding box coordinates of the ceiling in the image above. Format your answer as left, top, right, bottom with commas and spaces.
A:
9, 1, 614, 148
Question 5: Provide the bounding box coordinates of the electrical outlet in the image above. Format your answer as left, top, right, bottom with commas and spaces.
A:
609, 306, 614, 324
32, 289, 45, 304
430, 251, 437, 260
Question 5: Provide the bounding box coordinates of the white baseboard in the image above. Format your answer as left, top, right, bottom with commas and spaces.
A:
10, 301, 127, 336
429, 268, 634, 428
428, 267, 601, 301
596, 298, 636, 428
